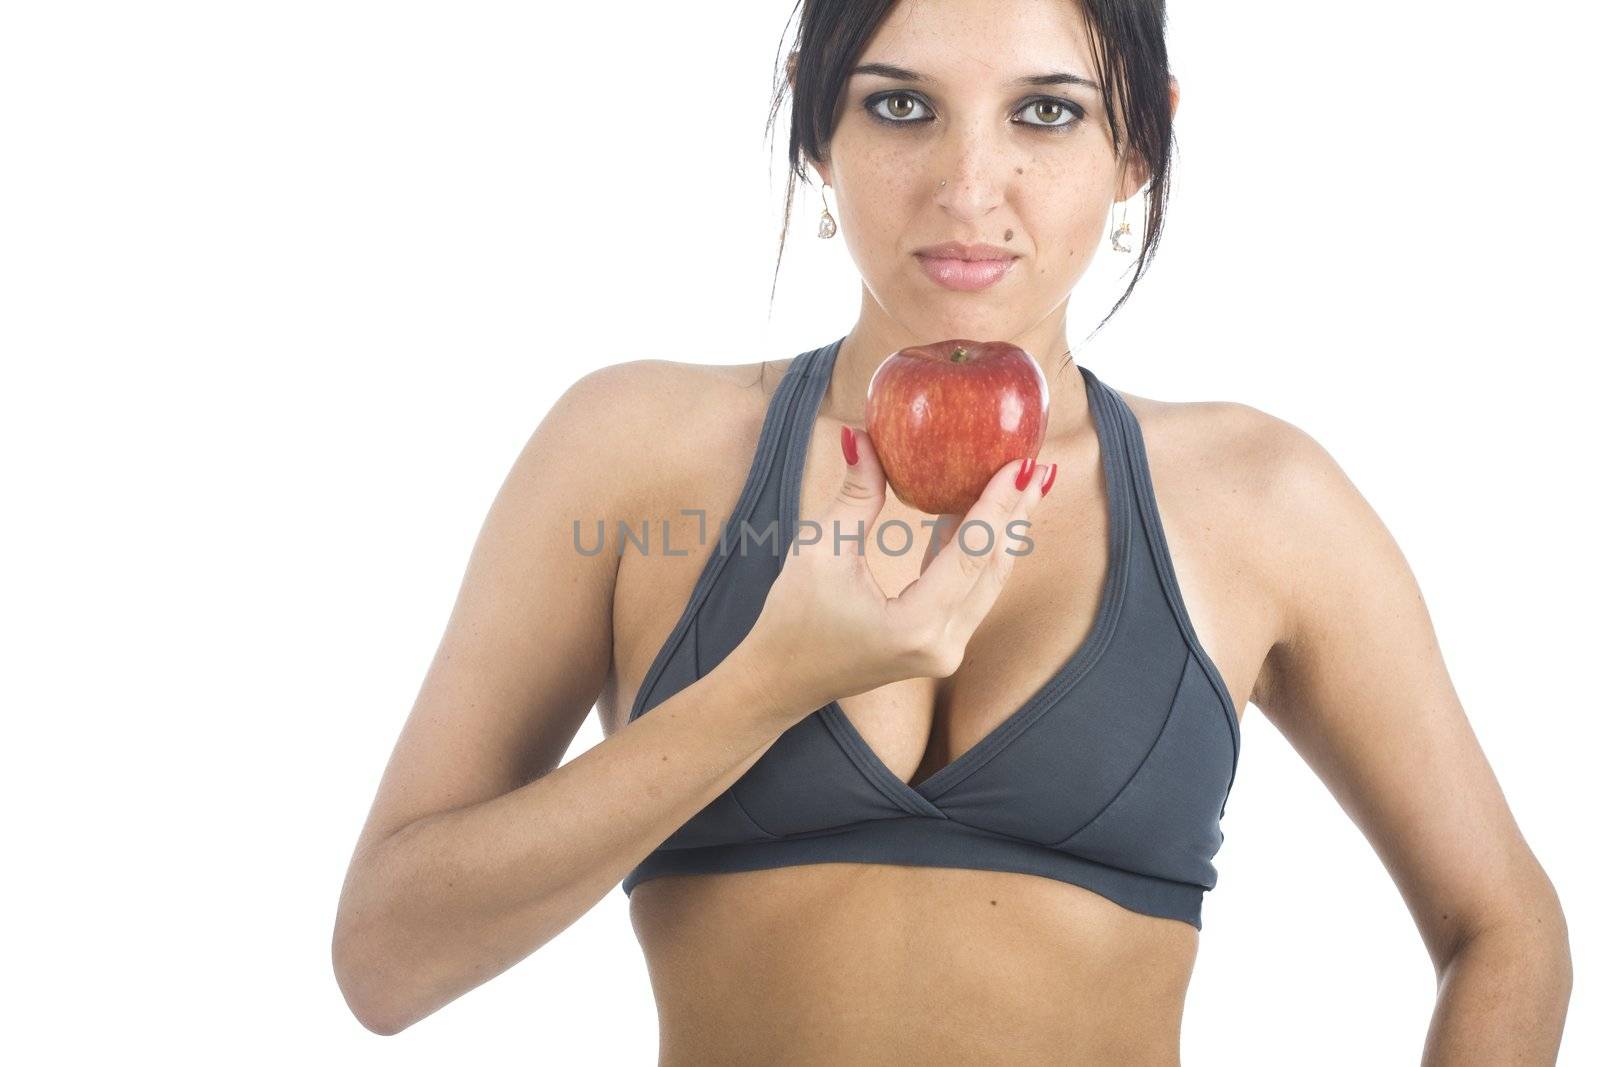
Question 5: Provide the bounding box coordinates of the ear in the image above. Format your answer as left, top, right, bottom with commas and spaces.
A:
1115, 74, 1179, 201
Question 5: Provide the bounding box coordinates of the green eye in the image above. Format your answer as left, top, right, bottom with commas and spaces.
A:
871, 92, 927, 122
1019, 99, 1073, 128
864, 91, 1083, 133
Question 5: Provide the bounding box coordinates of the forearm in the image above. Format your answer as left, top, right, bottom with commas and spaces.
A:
332, 643, 808, 1035
1421, 917, 1572, 1066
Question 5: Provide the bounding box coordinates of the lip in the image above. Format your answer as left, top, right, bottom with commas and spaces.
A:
915, 253, 1017, 291
913, 241, 1017, 261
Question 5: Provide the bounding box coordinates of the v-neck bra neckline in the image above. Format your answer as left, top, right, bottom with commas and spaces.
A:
778, 339, 1134, 813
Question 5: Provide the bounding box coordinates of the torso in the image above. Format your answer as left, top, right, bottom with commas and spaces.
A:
596, 355, 1284, 1065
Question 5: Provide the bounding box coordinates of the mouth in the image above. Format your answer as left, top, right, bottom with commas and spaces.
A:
913, 241, 1018, 261
914, 253, 1018, 292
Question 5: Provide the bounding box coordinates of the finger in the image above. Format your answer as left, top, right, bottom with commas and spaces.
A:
903, 455, 1043, 613
969, 457, 1052, 603
918, 512, 960, 578
938, 456, 1052, 640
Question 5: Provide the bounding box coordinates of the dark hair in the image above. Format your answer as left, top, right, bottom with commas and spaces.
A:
764, 0, 1175, 348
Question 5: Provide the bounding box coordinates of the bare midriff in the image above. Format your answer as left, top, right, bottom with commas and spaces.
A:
629, 863, 1199, 1066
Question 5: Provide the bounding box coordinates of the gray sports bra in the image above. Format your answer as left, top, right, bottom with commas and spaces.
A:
620, 336, 1240, 928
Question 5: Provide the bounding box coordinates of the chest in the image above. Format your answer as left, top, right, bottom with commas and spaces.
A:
606, 408, 1273, 781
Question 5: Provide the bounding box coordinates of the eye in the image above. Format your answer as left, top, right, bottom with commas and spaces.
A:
864, 91, 1083, 133
1015, 97, 1081, 130
867, 92, 931, 123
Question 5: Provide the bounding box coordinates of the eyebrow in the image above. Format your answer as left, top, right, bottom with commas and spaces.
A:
849, 62, 1101, 92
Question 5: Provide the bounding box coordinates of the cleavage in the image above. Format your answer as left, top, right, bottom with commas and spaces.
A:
832, 473, 1113, 788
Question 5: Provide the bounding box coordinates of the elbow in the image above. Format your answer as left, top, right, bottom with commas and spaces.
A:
1517, 873, 1574, 996
1520, 897, 1575, 1021
1535, 892, 1574, 998
331, 915, 418, 1037
347, 999, 410, 1039
1455, 886, 1573, 999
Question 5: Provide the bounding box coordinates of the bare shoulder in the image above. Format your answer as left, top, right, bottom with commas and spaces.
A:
1156, 392, 1360, 577
1111, 386, 1306, 497
554, 355, 782, 509
559, 356, 764, 419
1127, 390, 1369, 538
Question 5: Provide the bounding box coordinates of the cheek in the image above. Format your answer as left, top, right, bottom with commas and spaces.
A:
837, 142, 919, 203
1023, 171, 1113, 267
1064, 207, 1109, 250
1034, 213, 1108, 285
834, 158, 915, 258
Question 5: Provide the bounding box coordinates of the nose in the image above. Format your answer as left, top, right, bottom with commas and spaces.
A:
932, 168, 1006, 222
931, 127, 1011, 217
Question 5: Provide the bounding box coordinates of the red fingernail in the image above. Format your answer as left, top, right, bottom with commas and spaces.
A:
840, 425, 859, 466
1040, 462, 1058, 496
1014, 456, 1036, 490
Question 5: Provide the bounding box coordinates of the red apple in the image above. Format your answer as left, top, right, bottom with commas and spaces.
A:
864, 339, 1050, 515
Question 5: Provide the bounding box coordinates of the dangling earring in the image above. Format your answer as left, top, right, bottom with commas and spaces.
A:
1109, 197, 1133, 253
817, 184, 837, 239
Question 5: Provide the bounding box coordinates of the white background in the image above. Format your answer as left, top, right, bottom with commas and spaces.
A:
4, 1, 1596, 1062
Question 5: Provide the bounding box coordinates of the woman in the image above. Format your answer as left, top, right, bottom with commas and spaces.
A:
332, 1, 1572, 1060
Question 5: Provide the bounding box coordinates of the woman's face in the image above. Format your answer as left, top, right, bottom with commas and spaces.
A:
813, 0, 1174, 350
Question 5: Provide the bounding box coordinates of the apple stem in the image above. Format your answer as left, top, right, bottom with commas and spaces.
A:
951, 347, 968, 363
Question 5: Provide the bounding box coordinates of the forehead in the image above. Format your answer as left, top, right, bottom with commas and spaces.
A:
858, 0, 1096, 87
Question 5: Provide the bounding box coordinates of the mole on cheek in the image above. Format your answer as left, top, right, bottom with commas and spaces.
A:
1004, 229, 1013, 242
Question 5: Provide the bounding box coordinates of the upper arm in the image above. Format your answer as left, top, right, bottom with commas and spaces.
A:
347, 360, 663, 860
1250, 414, 1564, 970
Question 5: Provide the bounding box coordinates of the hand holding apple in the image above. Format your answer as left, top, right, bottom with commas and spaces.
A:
739, 415, 1051, 722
